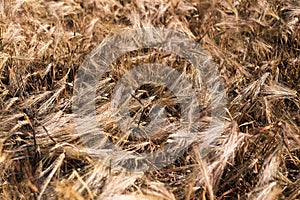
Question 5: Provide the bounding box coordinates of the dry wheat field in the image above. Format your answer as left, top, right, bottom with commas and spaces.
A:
0, 0, 299, 199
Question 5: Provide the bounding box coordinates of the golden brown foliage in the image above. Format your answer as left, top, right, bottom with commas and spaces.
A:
0, 0, 299, 199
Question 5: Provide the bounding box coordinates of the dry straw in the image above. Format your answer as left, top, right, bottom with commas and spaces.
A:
0, 0, 299, 199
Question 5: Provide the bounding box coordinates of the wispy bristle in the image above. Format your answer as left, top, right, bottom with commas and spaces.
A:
0, 0, 299, 199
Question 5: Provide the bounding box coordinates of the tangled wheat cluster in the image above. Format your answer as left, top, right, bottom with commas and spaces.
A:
0, 0, 299, 199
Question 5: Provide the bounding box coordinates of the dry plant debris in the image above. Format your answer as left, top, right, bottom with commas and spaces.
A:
0, 0, 299, 199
